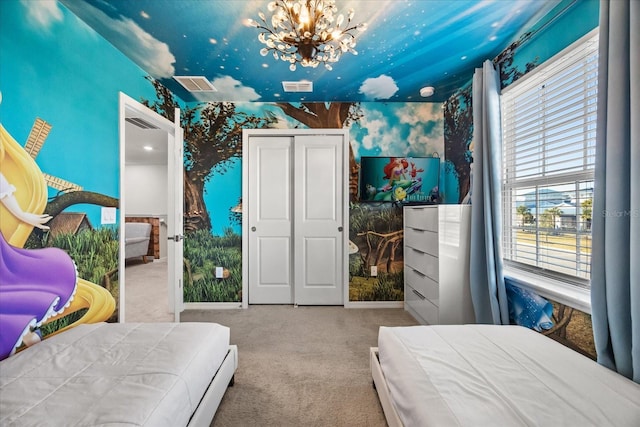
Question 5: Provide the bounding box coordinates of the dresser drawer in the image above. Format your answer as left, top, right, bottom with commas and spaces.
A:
404, 247, 439, 280
404, 228, 438, 256
405, 288, 439, 325
405, 267, 439, 303
404, 206, 438, 231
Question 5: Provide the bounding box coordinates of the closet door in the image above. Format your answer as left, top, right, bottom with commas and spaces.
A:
294, 135, 344, 305
245, 130, 346, 306
247, 136, 293, 304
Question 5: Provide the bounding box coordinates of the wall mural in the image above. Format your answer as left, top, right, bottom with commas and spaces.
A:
0, 115, 117, 360
0, 0, 160, 359
2, 0, 600, 346
141, 80, 446, 303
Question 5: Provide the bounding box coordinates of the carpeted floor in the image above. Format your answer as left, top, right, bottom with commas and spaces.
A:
181, 305, 418, 427
124, 259, 173, 322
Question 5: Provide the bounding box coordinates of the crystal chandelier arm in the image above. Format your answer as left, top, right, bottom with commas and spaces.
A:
250, 0, 366, 70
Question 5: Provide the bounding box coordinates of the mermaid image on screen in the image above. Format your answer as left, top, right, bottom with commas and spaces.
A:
359, 156, 440, 203
0, 113, 115, 360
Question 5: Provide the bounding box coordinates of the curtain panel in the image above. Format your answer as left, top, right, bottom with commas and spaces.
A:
591, 0, 639, 382
469, 60, 509, 325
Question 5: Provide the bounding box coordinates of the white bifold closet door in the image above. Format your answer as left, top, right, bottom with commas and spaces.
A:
246, 131, 345, 305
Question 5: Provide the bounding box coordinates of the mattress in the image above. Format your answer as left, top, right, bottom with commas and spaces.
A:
378, 325, 640, 427
0, 322, 230, 426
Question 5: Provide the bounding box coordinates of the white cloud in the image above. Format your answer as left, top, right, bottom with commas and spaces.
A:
192, 76, 261, 102
21, 0, 63, 30
61, 1, 176, 78
358, 75, 399, 100
396, 103, 442, 126
358, 107, 410, 156
104, 16, 175, 78
407, 126, 443, 157
396, 103, 444, 157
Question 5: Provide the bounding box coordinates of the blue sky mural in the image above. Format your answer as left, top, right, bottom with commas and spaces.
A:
0, 0, 161, 227
200, 101, 444, 235
60, 0, 565, 103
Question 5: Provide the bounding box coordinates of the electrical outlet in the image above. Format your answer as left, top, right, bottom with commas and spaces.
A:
370, 266, 378, 277
215, 267, 224, 279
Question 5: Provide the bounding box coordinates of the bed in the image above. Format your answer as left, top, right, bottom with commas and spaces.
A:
0, 322, 237, 426
371, 324, 640, 426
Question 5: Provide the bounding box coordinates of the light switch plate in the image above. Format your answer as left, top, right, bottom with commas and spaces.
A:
371, 266, 378, 277
101, 207, 116, 225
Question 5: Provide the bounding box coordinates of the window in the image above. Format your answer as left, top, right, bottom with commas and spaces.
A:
501, 30, 598, 287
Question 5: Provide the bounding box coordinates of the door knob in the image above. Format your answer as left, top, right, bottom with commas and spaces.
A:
251, 226, 257, 232
168, 235, 184, 242
338, 226, 343, 232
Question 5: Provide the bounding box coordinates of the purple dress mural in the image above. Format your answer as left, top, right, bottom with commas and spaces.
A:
0, 230, 77, 359
0, 124, 80, 359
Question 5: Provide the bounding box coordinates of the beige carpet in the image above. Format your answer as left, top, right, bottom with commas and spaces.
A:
181, 305, 418, 427
124, 259, 173, 322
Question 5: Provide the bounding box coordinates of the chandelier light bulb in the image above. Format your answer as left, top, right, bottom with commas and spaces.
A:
251, 0, 366, 71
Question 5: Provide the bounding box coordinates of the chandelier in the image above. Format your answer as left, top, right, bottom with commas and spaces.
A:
248, 0, 367, 71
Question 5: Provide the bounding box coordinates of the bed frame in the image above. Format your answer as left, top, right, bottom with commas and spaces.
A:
188, 344, 238, 427
370, 347, 403, 427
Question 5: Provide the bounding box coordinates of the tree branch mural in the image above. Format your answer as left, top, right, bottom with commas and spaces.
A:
142, 77, 276, 233
46, 191, 119, 218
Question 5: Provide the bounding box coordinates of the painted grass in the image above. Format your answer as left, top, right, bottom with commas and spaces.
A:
183, 229, 242, 303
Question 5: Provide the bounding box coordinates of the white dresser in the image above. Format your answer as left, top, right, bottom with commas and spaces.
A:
403, 204, 475, 325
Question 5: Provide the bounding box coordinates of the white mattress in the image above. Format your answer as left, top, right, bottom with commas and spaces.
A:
0, 322, 230, 427
378, 325, 640, 427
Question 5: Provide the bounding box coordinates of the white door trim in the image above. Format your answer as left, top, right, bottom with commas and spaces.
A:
242, 128, 349, 308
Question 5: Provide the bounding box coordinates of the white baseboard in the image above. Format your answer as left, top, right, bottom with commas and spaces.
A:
184, 302, 243, 310
344, 301, 404, 309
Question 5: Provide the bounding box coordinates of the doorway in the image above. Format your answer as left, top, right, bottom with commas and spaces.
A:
119, 93, 184, 322
241, 129, 349, 307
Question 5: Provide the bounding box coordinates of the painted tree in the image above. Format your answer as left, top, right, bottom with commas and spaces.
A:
274, 102, 363, 201
142, 77, 276, 233
443, 86, 473, 203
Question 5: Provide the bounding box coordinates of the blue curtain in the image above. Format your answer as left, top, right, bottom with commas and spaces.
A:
469, 60, 509, 325
591, 0, 639, 382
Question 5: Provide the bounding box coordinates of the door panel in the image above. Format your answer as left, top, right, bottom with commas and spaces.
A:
170, 109, 184, 321
294, 135, 343, 305
248, 137, 293, 304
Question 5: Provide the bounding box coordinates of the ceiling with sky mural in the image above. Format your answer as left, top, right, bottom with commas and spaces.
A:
60, 0, 565, 103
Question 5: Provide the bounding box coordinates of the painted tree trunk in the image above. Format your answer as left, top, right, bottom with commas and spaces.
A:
184, 169, 210, 234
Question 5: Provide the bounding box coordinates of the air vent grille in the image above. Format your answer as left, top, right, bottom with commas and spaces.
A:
173, 76, 218, 92
125, 117, 159, 129
282, 81, 313, 92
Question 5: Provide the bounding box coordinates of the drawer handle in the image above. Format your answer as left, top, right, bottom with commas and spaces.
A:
412, 289, 426, 300
411, 247, 426, 254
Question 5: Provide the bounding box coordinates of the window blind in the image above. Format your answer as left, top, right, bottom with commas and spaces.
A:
501, 30, 598, 285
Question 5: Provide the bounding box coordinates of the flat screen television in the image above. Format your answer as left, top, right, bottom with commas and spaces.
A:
359, 156, 440, 203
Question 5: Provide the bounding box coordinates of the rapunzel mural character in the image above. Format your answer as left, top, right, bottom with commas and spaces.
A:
0, 94, 115, 360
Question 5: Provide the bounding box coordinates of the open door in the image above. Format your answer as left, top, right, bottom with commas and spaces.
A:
168, 109, 184, 322
119, 93, 183, 322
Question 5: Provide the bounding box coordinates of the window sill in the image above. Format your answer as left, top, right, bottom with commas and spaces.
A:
503, 267, 591, 314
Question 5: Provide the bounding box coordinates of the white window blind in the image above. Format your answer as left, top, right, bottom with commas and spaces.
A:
501, 30, 598, 286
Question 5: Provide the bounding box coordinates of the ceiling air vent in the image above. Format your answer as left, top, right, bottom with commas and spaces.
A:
173, 76, 218, 92
125, 117, 159, 129
282, 81, 313, 92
